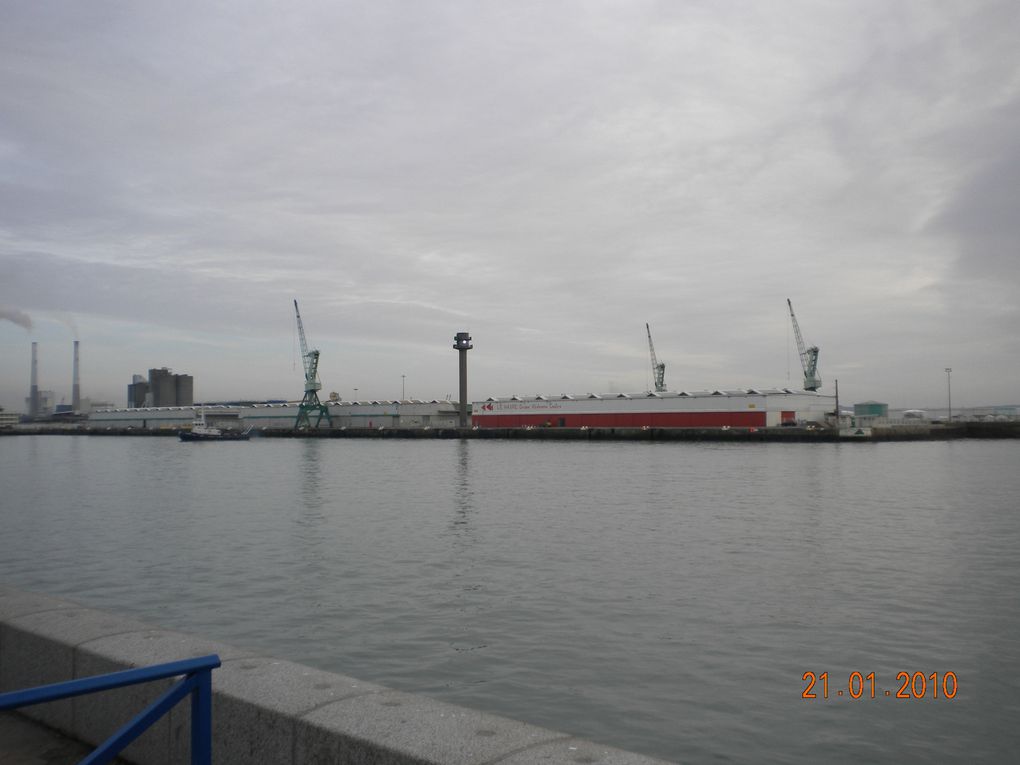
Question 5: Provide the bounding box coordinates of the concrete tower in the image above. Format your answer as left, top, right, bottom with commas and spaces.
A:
453, 331, 472, 428
72, 340, 81, 412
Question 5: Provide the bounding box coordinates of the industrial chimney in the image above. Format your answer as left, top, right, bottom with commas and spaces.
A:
453, 331, 473, 428
72, 340, 81, 412
29, 341, 39, 419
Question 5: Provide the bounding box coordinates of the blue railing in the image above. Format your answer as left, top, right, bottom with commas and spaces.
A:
0, 653, 220, 765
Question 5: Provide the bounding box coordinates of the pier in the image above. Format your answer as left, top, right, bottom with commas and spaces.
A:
3, 421, 1019, 441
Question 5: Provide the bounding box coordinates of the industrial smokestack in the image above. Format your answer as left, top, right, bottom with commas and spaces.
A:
453, 331, 473, 428
72, 340, 81, 412
29, 341, 39, 418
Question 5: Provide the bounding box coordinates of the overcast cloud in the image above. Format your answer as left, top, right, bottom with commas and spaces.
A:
2, 0, 1018, 411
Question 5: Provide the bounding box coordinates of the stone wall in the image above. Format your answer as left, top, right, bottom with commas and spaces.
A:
0, 585, 669, 765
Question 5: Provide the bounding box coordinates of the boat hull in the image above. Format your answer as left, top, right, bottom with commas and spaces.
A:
179, 430, 250, 442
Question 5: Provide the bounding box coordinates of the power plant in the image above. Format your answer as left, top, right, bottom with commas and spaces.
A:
15, 340, 112, 420
24, 341, 56, 419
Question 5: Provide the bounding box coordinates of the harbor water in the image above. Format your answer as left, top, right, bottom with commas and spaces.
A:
1, 435, 1018, 762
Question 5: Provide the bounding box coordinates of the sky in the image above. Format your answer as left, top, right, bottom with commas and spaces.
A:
2, 0, 1018, 412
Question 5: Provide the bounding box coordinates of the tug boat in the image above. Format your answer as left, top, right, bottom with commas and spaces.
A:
179, 409, 251, 441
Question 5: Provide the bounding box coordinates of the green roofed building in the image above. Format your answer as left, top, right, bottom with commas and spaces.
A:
854, 401, 889, 419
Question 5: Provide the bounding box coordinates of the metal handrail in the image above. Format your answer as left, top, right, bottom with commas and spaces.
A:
0, 653, 221, 765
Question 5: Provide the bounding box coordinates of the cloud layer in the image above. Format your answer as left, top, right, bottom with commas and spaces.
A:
2, 1, 1018, 410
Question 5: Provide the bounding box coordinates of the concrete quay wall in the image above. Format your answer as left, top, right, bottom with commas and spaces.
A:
0, 585, 670, 765
8, 421, 1018, 441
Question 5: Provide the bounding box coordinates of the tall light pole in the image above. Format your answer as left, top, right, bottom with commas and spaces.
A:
945, 368, 952, 422
402, 374, 406, 400
453, 332, 473, 428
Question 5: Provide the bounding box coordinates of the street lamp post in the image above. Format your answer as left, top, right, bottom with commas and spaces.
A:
945, 368, 952, 422
353, 388, 358, 401
402, 375, 406, 400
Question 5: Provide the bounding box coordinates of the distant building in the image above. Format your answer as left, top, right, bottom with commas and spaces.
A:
853, 401, 889, 426
0, 408, 19, 429
149, 368, 176, 407
88, 400, 463, 430
127, 381, 148, 407
80, 399, 114, 414
24, 390, 55, 417
175, 374, 194, 407
127, 374, 149, 408
472, 390, 835, 429
853, 401, 889, 418
127, 369, 193, 408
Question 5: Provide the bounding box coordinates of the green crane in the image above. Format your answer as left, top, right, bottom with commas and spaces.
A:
646, 323, 666, 393
293, 299, 332, 429
787, 298, 821, 391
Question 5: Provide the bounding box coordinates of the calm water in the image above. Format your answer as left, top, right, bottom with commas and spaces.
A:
1, 435, 1018, 762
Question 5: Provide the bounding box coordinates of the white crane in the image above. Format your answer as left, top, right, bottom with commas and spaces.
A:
646, 323, 666, 393
787, 299, 821, 391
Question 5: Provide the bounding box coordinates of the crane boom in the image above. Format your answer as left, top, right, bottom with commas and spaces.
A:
646, 323, 666, 393
293, 300, 313, 381
787, 299, 821, 391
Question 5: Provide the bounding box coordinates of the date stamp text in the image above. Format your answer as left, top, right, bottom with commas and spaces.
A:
802, 671, 957, 700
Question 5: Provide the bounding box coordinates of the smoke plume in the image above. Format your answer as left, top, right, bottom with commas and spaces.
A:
55, 313, 79, 339
0, 307, 33, 331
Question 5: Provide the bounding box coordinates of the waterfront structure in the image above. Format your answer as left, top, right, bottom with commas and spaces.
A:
148, 368, 176, 407
292, 300, 330, 429
787, 299, 822, 391
127, 369, 193, 408
854, 401, 889, 419
24, 389, 55, 418
646, 323, 666, 393
78, 398, 114, 415
175, 374, 194, 408
89, 399, 463, 430
1, 586, 669, 765
127, 375, 148, 408
453, 331, 472, 428
472, 389, 835, 429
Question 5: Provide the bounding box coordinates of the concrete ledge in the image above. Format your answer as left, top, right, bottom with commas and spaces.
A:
1, 585, 672, 764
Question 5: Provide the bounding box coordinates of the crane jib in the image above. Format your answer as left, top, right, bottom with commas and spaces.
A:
646, 323, 667, 393
786, 299, 822, 391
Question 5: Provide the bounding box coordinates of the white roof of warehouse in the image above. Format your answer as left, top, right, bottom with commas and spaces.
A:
481, 389, 825, 403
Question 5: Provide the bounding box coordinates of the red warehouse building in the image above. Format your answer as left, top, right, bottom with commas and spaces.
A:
472, 389, 835, 429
